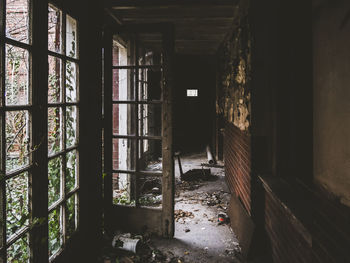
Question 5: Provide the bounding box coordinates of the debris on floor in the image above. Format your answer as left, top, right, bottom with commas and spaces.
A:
103, 153, 242, 263
180, 169, 216, 181
218, 213, 230, 225
103, 232, 186, 263
174, 209, 194, 223
200, 163, 225, 168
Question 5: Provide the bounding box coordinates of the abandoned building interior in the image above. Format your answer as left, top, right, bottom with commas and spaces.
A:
0, 0, 349, 262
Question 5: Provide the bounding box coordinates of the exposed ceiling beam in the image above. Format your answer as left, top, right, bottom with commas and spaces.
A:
121, 17, 234, 23
109, 0, 238, 9
105, 8, 123, 25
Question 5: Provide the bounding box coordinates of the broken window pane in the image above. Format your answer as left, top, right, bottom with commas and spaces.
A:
6, 172, 29, 239
65, 61, 77, 102
6, 110, 29, 173
138, 104, 162, 137
113, 139, 135, 171
113, 173, 135, 206
5, 44, 29, 106
66, 194, 77, 239
48, 56, 62, 103
138, 176, 162, 208
48, 156, 62, 207
66, 150, 77, 193
48, 107, 63, 156
139, 139, 162, 172
113, 69, 135, 101
48, 5, 62, 53
66, 15, 77, 58
66, 106, 77, 148
7, 234, 29, 263
113, 104, 136, 136
49, 208, 62, 257
6, 0, 30, 43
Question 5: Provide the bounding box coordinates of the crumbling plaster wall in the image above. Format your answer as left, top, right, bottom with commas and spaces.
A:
313, 0, 350, 207
217, 10, 252, 132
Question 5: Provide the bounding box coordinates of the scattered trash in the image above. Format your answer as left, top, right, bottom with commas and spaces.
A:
184, 228, 190, 233
174, 209, 195, 223
180, 169, 215, 181
112, 233, 141, 253
218, 213, 229, 225
105, 232, 186, 263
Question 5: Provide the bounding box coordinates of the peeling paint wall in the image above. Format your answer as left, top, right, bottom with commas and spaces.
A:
217, 12, 252, 132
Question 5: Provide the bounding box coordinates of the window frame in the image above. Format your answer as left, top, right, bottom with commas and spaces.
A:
0, 0, 34, 261
47, 2, 80, 261
0, 1, 80, 261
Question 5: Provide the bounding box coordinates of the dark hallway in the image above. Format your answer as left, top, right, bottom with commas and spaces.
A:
0, 0, 349, 263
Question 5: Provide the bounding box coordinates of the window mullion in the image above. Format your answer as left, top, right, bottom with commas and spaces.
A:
0, 0, 7, 259
61, 11, 67, 247
30, 0, 49, 262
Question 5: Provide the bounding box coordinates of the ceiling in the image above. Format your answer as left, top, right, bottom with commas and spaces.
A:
106, 0, 240, 55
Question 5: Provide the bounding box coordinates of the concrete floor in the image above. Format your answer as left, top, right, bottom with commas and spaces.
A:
103, 152, 243, 263
150, 152, 242, 263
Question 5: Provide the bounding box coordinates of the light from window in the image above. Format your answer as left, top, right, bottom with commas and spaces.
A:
187, 89, 198, 97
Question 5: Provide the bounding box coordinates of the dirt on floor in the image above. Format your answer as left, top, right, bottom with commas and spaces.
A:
102, 152, 243, 263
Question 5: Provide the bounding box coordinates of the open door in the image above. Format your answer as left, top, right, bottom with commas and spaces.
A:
103, 24, 175, 238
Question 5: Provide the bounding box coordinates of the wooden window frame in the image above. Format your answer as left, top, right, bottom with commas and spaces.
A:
110, 37, 163, 209
47, 2, 80, 262
0, 1, 80, 261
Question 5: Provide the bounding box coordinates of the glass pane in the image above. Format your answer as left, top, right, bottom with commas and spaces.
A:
139, 69, 162, 101
113, 104, 135, 136
5, 44, 29, 106
48, 56, 62, 103
48, 107, 63, 156
66, 15, 77, 58
6, 0, 29, 43
6, 111, 29, 173
112, 69, 135, 101
66, 106, 77, 148
49, 208, 62, 257
113, 139, 135, 171
139, 139, 162, 172
6, 172, 29, 238
66, 194, 77, 239
138, 175, 162, 208
138, 104, 162, 137
48, 157, 62, 207
66, 150, 77, 193
65, 61, 77, 102
48, 5, 62, 53
113, 40, 128, 66
113, 173, 135, 206
7, 234, 29, 263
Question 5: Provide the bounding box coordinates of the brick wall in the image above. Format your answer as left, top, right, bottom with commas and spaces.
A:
259, 178, 314, 263
224, 122, 252, 215
257, 176, 350, 263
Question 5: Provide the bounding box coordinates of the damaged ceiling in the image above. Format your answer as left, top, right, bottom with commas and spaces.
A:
106, 0, 240, 54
